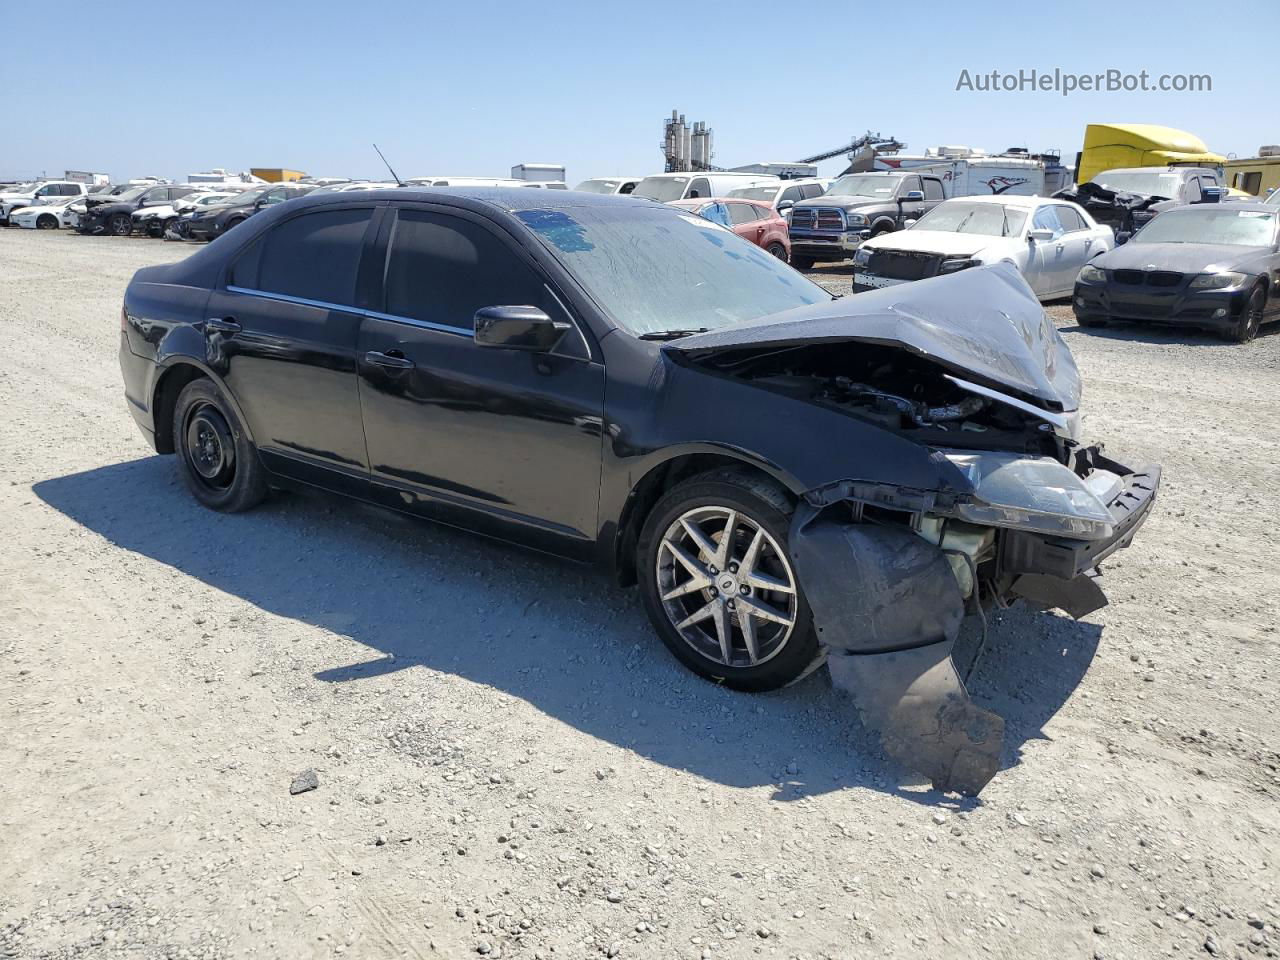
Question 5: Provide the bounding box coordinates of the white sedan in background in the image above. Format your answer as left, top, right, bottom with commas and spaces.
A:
852, 195, 1113, 300
8, 195, 84, 230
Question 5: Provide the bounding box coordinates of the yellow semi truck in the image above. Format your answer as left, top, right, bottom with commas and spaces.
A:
1075, 124, 1225, 185
1224, 147, 1280, 198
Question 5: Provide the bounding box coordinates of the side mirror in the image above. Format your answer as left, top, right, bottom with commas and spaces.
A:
1115, 231, 1131, 246
474, 305, 569, 352
1028, 228, 1055, 243
1198, 186, 1227, 204
776, 199, 794, 212
900, 190, 925, 202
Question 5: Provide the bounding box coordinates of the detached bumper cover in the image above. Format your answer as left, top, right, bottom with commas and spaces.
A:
792, 448, 1159, 795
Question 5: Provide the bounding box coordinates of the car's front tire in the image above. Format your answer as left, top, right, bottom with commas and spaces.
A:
1225, 285, 1265, 343
108, 213, 131, 237
173, 379, 268, 513
636, 469, 820, 692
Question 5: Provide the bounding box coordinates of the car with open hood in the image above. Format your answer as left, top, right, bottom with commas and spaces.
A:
118, 188, 1160, 794
852, 196, 1112, 300
8, 194, 84, 230
1073, 202, 1280, 342
77, 183, 199, 236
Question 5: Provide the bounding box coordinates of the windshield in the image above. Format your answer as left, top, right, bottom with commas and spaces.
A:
514, 206, 830, 336
727, 185, 780, 202
827, 175, 900, 199
1265, 188, 1280, 206
633, 176, 690, 202
1132, 208, 1277, 246
109, 187, 147, 203
574, 179, 625, 194
1091, 171, 1183, 198
911, 201, 1027, 237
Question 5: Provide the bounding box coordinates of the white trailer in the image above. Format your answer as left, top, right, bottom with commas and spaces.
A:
65, 170, 110, 186
875, 149, 1046, 198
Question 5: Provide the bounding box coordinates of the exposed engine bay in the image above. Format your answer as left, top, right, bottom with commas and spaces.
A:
694, 341, 1069, 457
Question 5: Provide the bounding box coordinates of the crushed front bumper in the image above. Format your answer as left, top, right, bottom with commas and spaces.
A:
793, 447, 1160, 794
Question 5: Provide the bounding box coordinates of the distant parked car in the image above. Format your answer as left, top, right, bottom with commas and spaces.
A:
133, 192, 239, 238
77, 184, 199, 236
177, 182, 317, 241
1, 180, 89, 224
1073, 202, 1280, 342
725, 179, 829, 219
668, 198, 791, 261
308, 181, 398, 195
8, 194, 84, 230
853, 196, 1112, 300
632, 172, 779, 202
573, 177, 645, 195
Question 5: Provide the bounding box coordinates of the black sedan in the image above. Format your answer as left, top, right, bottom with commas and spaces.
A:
177, 182, 316, 241
1073, 203, 1280, 342
118, 188, 1160, 794
78, 183, 199, 236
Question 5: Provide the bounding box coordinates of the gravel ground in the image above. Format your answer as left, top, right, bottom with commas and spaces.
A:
1, 229, 1278, 960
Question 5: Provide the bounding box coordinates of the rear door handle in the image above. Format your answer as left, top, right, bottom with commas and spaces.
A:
365, 350, 415, 370
206, 317, 241, 334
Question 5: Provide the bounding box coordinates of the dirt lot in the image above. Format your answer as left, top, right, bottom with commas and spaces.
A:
1, 228, 1278, 960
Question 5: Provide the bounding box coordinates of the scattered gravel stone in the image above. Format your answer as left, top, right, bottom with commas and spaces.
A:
289, 769, 319, 795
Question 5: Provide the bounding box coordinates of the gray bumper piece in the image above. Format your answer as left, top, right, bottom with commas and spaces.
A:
790, 507, 1005, 795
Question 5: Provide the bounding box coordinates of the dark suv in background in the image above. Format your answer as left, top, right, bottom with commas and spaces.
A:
77, 184, 198, 236
787, 172, 946, 268
177, 182, 317, 241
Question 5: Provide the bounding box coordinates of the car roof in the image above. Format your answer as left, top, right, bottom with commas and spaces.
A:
935, 194, 1049, 209
1159, 201, 1276, 214
286, 186, 660, 215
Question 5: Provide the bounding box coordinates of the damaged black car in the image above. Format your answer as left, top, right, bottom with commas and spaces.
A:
118, 188, 1160, 795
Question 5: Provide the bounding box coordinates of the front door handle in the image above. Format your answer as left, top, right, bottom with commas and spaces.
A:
206, 317, 241, 334
365, 350, 415, 370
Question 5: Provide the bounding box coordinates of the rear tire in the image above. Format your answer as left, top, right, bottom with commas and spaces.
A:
791, 255, 816, 270
766, 242, 788, 262
173, 379, 268, 513
1225, 285, 1264, 343
636, 469, 819, 692
36, 214, 58, 230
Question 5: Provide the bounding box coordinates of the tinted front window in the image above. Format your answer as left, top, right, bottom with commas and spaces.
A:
1055, 205, 1086, 232
514, 205, 829, 336
383, 210, 556, 331
1133, 208, 1277, 246
923, 179, 945, 201
252, 208, 373, 306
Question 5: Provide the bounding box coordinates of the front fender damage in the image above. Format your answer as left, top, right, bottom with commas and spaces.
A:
790, 506, 1005, 795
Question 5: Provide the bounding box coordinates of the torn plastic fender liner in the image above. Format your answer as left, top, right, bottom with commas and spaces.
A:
790, 505, 1004, 795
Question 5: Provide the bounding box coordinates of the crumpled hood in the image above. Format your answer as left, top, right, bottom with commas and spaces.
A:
862, 229, 1008, 258
664, 261, 1081, 412
1097, 240, 1270, 274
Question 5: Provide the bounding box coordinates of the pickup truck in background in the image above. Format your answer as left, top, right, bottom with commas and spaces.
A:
787, 172, 947, 269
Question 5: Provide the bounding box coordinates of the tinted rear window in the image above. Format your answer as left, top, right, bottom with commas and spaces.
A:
252, 208, 373, 307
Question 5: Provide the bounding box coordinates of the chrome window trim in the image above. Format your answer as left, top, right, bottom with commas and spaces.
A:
225, 284, 473, 337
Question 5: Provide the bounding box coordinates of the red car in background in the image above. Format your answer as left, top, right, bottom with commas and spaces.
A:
668, 198, 791, 262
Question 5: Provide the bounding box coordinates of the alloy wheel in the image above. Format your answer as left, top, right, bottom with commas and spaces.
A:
655, 505, 797, 668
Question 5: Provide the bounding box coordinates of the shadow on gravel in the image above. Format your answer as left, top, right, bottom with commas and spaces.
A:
36, 456, 1102, 805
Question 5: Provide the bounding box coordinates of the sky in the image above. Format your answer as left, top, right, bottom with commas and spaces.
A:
2, 0, 1275, 185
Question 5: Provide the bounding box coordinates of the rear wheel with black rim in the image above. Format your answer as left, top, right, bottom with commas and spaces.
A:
637, 469, 819, 692
1225, 285, 1265, 343
766, 242, 788, 262
173, 379, 268, 512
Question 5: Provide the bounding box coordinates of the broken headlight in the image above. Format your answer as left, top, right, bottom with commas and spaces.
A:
941, 451, 1115, 541
853, 248, 872, 267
